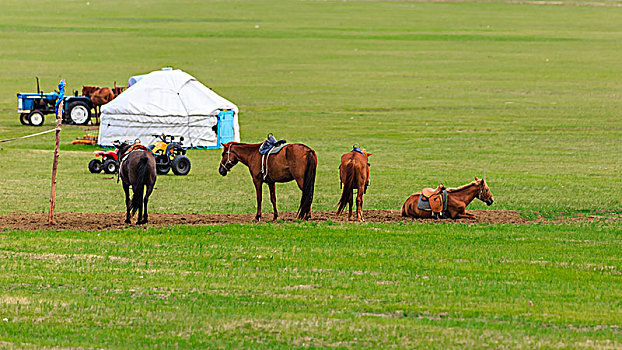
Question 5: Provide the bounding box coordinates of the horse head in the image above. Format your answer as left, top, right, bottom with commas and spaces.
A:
115, 141, 132, 160
475, 176, 494, 206
218, 142, 239, 176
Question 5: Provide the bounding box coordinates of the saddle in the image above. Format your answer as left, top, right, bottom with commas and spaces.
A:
352, 145, 371, 157
259, 134, 288, 181
259, 134, 287, 155
416, 184, 447, 218
126, 142, 150, 154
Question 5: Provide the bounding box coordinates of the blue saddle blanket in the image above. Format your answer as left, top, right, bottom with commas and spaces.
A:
417, 190, 448, 212
353, 146, 365, 155
259, 135, 288, 155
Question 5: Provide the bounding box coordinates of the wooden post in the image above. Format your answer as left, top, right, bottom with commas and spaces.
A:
48, 101, 63, 225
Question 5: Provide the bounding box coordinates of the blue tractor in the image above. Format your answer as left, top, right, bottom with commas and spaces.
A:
17, 77, 93, 126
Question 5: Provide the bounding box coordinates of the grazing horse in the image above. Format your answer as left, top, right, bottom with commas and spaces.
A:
336, 148, 372, 221
218, 142, 317, 221
116, 141, 157, 225
82, 86, 114, 125
401, 176, 494, 219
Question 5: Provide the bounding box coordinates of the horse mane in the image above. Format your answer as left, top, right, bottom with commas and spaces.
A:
228, 142, 262, 149
447, 180, 481, 193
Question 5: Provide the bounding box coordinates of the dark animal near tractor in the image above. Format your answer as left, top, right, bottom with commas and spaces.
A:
82, 86, 114, 125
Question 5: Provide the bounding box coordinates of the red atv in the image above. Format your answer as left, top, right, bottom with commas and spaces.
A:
88, 149, 119, 174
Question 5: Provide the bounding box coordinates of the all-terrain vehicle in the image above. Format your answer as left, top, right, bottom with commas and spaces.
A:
88, 149, 119, 174
149, 134, 191, 175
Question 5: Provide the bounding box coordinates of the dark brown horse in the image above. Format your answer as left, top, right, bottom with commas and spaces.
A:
116, 142, 157, 225
218, 142, 317, 221
82, 86, 114, 125
337, 149, 372, 221
401, 176, 494, 219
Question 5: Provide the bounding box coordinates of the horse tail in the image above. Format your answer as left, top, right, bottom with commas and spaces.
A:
130, 156, 149, 215
297, 149, 317, 220
336, 160, 356, 216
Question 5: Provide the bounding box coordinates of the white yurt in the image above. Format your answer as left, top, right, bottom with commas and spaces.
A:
98, 68, 240, 148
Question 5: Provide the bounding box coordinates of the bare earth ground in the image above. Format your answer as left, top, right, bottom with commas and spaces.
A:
1, 210, 620, 231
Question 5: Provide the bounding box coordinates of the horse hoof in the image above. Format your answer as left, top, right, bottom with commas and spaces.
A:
125, 220, 131, 225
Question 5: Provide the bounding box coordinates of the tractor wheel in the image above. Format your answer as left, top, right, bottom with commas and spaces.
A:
103, 159, 118, 174
20, 113, 30, 125
66, 101, 91, 125
171, 155, 191, 175
28, 110, 45, 126
88, 159, 103, 173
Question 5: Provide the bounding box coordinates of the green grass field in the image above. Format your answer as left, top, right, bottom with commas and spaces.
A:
0, 0, 621, 348
2, 223, 622, 348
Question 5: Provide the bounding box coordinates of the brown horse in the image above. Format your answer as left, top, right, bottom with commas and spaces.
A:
218, 142, 317, 221
401, 176, 494, 219
337, 149, 372, 221
82, 86, 114, 124
116, 142, 157, 225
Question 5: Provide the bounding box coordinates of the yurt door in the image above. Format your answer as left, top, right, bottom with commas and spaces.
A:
217, 110, 235, 145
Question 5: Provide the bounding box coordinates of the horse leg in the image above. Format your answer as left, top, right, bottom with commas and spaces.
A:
253, 179, 263, 222
123, 183, 132, 224
268, 182, 278, 221
141, 184, 154, 224
456, 212, 477, 220
356, 187, 364, 222
136, 191, 144, 225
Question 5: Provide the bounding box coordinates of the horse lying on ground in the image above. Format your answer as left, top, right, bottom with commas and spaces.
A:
82, 86, 114, 125
116, 141, 157, 225
401, 176, 494, 219
336, 146, 372, 221
218, 141, 317, 221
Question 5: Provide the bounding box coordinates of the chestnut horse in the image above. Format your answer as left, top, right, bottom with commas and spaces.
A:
337, 149, 371, 221
82, 86, 114, 124
401, 176, 494, 219
116, 142, 157, 225
218, 142, 317, 221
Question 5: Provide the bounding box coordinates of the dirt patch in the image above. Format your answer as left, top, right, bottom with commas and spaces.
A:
0, 210, 619, 231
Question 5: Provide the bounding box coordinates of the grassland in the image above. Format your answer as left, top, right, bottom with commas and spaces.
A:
0, 0, 620, 215
0, 0, 621, 348
1, 222, 622, 348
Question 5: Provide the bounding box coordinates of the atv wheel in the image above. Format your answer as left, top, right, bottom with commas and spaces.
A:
20, 113, 30, 125
88, 159, 103, 173
28, 110, 45, 126
103, 159, 118, 174
155, 154, 170, 175
171, 155, 191, 175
